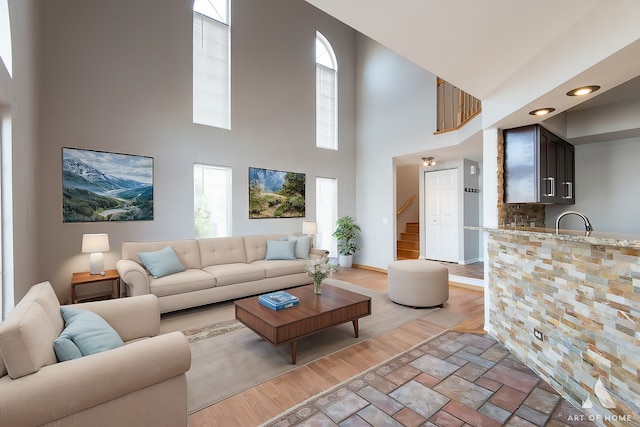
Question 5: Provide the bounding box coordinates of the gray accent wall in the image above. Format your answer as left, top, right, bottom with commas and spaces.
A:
35, 0, 356, 303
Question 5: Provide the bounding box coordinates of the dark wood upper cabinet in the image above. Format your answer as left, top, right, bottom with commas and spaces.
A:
504, 124, 575, 204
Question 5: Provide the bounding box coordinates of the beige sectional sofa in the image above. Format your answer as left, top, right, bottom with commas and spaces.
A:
0, 281, 191, 427
116, 234, 328, 313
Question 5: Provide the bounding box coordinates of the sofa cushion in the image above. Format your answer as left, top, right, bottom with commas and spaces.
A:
0, 354, 7, 377
17, 281, 64, 334
265, 240, 296, 260
203, 263, 266, 286
288, 235, 312, 259
0, 302, 59, 379
137, 246, 186, 278
0, 355, 6, 377
149, 269, 216, 297
244, 234, 284, 263
198, 236, 247, 267
252, 259, 307, 278
55, 307, 124, 360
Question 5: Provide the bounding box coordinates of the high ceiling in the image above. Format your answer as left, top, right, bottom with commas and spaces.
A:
306, 0, 605, 99
305, 0, 640, 164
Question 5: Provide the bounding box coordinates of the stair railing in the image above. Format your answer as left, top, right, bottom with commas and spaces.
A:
435, 78, 481, 134
397, 195, 416, 216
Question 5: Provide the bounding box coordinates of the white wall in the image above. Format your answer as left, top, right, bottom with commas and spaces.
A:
38, 0, 357, 303
355, 35, 457, 270
355, 34, 487, 270
546, 137, 640, 234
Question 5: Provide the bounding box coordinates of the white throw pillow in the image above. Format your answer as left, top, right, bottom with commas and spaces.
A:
288, 235, 312, 259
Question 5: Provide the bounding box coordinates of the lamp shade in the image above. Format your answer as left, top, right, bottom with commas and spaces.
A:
82, 233, 110, 253
302, 221, 317, 235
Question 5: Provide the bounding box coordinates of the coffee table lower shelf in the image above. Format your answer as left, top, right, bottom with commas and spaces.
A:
234, 284, 372, 364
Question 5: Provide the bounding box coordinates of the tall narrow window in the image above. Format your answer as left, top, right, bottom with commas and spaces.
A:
316, 177, 338, 256
0, 108, 12, 319
193, 0, 230, 129
194, 164, 231, 238
316, 32, 337, 150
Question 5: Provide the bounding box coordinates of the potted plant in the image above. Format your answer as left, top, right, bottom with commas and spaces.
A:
332, 216, 361, 267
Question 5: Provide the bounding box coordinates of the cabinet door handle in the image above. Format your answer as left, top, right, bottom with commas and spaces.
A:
563, 181, 573, 199
543, 177, 555, 197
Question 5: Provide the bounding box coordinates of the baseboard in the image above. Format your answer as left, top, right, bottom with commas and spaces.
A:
449, 274, 484, 290
351, 264, 388, 274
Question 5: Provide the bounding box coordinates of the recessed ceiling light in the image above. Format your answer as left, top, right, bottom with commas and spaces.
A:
566, 85, 600, 96
528, 108, 556, 116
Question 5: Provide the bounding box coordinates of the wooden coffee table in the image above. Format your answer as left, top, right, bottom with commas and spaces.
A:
234, 283, 372, 364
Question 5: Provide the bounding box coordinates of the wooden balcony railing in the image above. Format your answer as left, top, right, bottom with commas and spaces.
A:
435, 78, 481, 134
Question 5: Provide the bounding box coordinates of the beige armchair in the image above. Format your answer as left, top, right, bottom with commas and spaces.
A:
0, 282, 191, 427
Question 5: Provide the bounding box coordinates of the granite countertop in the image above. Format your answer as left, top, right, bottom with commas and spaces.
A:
465, 226, 640, 249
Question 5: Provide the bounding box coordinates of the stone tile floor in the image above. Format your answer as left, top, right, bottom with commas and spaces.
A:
263, 331, 596, 427
437, 261, 484, 280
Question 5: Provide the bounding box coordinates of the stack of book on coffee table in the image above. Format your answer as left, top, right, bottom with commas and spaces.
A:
258, 290, 299, 310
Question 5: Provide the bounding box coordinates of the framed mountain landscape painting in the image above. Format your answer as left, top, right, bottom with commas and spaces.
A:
62, 147, 154, 222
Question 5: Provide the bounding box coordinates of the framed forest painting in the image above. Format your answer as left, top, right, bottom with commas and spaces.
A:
249, 167, 305, 218
62, 147, 154, 222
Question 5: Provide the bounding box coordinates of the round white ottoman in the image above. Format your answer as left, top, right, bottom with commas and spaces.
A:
387, 260, 449, 307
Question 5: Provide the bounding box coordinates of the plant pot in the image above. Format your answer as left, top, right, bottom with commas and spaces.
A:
338, 254, 353, 268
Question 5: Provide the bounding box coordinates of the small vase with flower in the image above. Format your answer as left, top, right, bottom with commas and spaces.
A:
305, 259, 336, 295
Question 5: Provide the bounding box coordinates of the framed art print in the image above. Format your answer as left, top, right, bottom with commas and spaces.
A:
249, 167, 305, 219
62, 147, 154, 222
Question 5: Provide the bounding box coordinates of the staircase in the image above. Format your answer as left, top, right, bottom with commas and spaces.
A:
397, 222, 420, 260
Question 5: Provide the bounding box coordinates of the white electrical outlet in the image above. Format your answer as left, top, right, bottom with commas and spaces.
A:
534, 329, 544, 341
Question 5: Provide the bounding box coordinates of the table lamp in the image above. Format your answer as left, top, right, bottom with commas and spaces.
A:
82, 233, 110, 275
302, 221, 317, 247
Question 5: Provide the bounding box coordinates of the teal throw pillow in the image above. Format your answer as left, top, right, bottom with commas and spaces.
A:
54, 307, 124, 362
288, 235, 312, 259
53, 337, 83, 361
265, 240, 296, 260
137, 246, 185, 278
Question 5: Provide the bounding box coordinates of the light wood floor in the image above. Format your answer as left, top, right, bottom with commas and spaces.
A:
187, 268, 485, 427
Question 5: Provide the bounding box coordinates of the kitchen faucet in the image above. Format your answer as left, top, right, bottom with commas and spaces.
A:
555, 210, 593, 233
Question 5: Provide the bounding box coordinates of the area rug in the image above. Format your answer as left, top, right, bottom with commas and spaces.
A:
181, 279, 452, 414
259, 331, 591, 427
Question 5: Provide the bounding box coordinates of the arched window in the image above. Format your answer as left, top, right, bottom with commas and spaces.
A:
316, 32, 337, 150
0, 0, 11, 77
193, 0, 230, 129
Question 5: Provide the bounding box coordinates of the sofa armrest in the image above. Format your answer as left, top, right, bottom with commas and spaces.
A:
0, 332, 190, 427
310, 248, 329, 261
73, 294, 160, 341
116, 259, 151, 296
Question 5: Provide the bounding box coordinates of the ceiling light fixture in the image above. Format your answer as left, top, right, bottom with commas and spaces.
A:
566, 85, 600, 96
421, 156, 436, 167
528, 107, 556, 116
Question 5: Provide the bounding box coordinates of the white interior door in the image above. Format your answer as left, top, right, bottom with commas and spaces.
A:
425, 169, 458, 262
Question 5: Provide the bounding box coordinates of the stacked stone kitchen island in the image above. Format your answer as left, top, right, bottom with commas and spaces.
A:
471, 226, 639, 425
